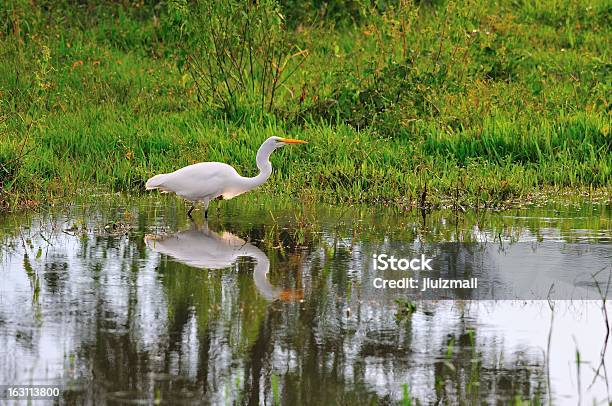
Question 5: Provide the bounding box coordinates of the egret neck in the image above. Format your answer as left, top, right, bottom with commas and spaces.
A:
240, 139, 275, 191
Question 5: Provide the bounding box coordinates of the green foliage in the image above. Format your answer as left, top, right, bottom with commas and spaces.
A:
0, 0, 609, 210
166, 0, 307, 117
279, 0, 373, 27
402, 383, 413, 406
299, 0, 609, 140
272, 373, 280, 405
0, 141, 20, 191
395, 299, 417, 322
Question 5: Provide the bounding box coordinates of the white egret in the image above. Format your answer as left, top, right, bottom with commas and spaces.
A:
145, 136, 307, 218
145, 224, 303, 302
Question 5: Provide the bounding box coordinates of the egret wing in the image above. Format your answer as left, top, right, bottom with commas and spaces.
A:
161, 162, 239, 201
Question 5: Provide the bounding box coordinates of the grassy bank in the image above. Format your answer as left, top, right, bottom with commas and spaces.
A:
0, 0, 610, 211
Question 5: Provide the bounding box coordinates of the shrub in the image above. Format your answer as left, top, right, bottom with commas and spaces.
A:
165, 0, 307, 118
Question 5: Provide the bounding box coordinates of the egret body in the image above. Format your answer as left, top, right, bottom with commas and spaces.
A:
145, 136, 307, 217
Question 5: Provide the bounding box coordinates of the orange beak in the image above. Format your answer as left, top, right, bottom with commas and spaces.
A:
279, 137, 308, 144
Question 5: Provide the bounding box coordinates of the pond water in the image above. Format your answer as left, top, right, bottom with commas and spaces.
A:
0, 196, 610, 404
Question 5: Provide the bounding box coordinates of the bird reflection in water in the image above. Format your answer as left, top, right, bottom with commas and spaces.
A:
145, 222, 302, 302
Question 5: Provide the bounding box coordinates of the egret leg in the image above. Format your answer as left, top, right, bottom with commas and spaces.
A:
187, 204, 195, 219
215, 195, 222, 218
203, 199, 210, 220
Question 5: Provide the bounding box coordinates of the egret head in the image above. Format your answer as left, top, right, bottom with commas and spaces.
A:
257, 136, 308, 165
268, 136, 308, 149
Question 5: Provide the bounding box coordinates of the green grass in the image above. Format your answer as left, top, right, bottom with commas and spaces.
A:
0, 0, 609, 211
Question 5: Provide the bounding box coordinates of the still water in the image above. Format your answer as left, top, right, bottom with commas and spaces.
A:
0, 196, 610, 404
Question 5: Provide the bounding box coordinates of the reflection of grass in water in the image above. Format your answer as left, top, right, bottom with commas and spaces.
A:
0, 196, 608, 403
402, 383, 412, 406
395, 299, 417, 322
219, 195, 611, 245
0, 193, 608, 264
432, 325, 546, 404
22, 248, 42, 323
272, 373, 280, 406
1, 201, 591, 404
